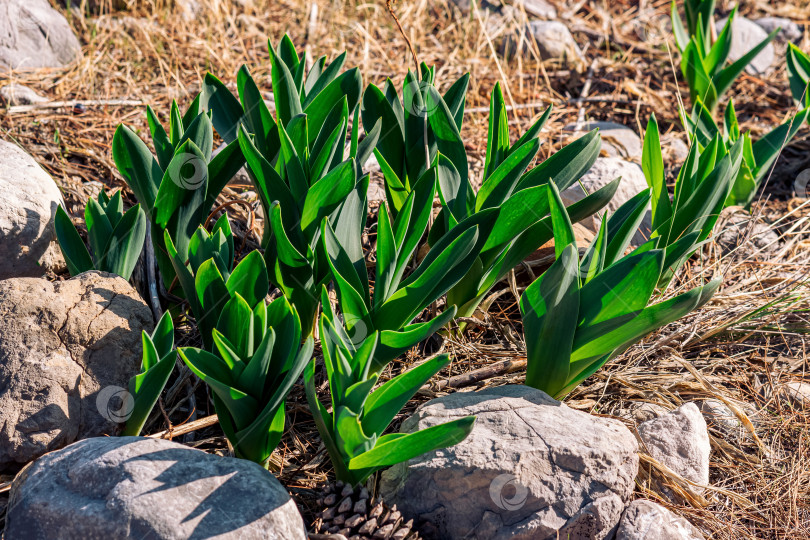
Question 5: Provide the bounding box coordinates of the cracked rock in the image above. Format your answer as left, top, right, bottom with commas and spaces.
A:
638, 403, 711, 494
6, 436, 307, 539
0, 139, 65, 278
0, 271, 153, 470
616, 499, 705, 540
379, 385, 639, 540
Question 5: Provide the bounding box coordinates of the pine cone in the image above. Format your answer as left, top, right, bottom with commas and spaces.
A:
312, 481, 420, 540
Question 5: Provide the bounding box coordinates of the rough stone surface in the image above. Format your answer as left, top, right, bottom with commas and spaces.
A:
515, 0, 556, 20
379, 385, 639, 540
661, 134, 690, 163
638, 403, 710, 493
0, 272, 153, 469
505, 20, 583, 63
629, 402, 670, 424
616, 500, 705, 540
716, 16, 775, 75
698, 399, 756, 444
564, 122, 643, 160
755, 17, 803, 44
715, 207, 780, 258
561, 157, 652, 246
0, 83, 47, 105
6, 436, 307, 539
0, 0, 82, 70
0, 139, 65, 278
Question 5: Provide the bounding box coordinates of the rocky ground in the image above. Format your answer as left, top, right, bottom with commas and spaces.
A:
1, 0, 809, 539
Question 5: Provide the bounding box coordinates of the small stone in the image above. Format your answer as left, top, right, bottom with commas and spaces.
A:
504, 20, 584, 64
716, 16, 776, 75
631, 402, 670, 424
616, 499, 705, 540
715, 206, 780, 258
0, 139, 66, 278
0, 0, 82, 70
560, 157, 652, 246
0, 272, 153, 469
661, 134, 690, 163
514, 0, 556, 20
698, 399, 755, 442
380, 385, 639, 539
564, 121, 643, 160
5, 437, 307, 539
755, 17, 803, 44
638, 403, 711, 494
0, 84, 47, 106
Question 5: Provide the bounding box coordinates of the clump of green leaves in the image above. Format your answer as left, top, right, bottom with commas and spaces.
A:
787, 44, 810, 109
164, 217, 269, 352
203, 35, 375, 335
304, 293, 474, 486
671, 2, 778, 114
681, 100, 809, 208
179, 295, 313, 467
519, 182, 719, 398
123, 311, 175, 436
54, 190, 147, 281
112, 101, 245, 290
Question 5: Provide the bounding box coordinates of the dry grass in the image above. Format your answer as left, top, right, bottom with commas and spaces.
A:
2, 0, 810, 537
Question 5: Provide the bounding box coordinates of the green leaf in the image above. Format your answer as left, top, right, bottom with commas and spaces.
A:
84, 197, 113, 264
201, 72, 245, 144
714, 28, 779, 100
475, 137, 541, 212
517, 130, 600, 192
642, 114, 672, 230
547, 181, 576, 259
112, 125, 163, 212
226, 250, 269, 309
269, 44, 304, 126
146, 105, 174, 170
104, 204, 147, 280
426, 86, 468, 189
54, 206, 93, 276
123, 351, 175, 436
301, 159, 356, 237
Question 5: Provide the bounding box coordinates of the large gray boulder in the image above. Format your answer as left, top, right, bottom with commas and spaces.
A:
0, 139, 65, 278
716, 16, 775, 75
5, 436, 307, 539
561, 157, 652, 246
0, 272, 152, 469
616, 500, 705, 540
0, 0, 81, 70
637, 403, 711, 494
380, 385, 639, 540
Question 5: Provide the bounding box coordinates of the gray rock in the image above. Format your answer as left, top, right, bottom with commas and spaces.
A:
561, 157, 652, 246
0, 139, 65, 278
698, 399, 756, 443
755, 17, 803, 44
514, 0, 556, 20
630, 402, 669, 424
0, 83, 47, 106
661, 134, 690, 163
616, 500, 705, 540
564, 122, 642, 160
5, 436, 307, 539
0, 272, 153, 469
0, 0, 82, 70
716, 16, 775, 75
379, 385, 639, 540
638, 403, 710, 493
505, 20, 584, 63
715, 207, 780, 258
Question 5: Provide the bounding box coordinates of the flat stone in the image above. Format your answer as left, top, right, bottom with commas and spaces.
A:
715, 206, 780, 258
504, 20, 584, 64
716, 16, 776, 75
616, 499, 705, 540
515, 0, 556, 20
0, 0, 82, 70
5, 436, 307, 539
0, 139, 65, 278
755, 17, 803, 44
0, 272, 153, 469
380, 385, 639, 540
0, 83, 47, 106
560, 157, 652, 246
564, 122, 643, 160
638, 403, 710, 494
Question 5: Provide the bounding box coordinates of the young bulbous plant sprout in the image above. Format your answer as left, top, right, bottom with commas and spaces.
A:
179, 295, 314, 468
164, 215, 269, 352
55, 189, 147, 281
112, 99, 245, 290
202, 35, 378, 336
680, 99, 809, 209
671, 1, 778, 114
304, 287, 475, 486
363, 69, 620, 324
518, 181, 720, 399
123, 311, 175, 436
787, 44, 810, 109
